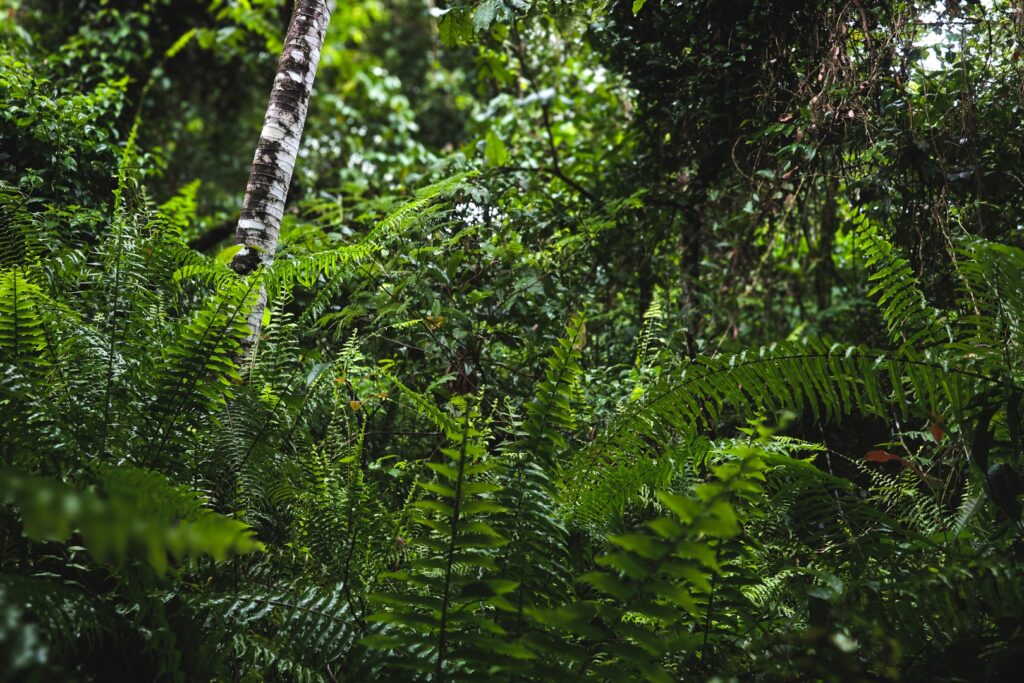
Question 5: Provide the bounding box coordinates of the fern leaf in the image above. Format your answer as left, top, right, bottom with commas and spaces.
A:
855, 215, 948, 349
0, 269, 50, 365
566, 340, 980, 531
0, 466, 263, 572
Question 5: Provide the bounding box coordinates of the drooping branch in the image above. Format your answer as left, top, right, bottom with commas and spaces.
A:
231, 0, 331, 344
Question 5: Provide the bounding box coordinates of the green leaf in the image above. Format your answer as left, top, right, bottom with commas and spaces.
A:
608, 532, 667, 560
165, 28, 197, 59
0, 467, 262, 573
438, 8, 473, 48
582, 571, 635, 601
215, 243, 245, 265
485, 129, 509, 167
473, 0, 500, 32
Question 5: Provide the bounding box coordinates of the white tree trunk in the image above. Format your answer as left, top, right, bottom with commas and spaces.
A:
231, 0, 330, 344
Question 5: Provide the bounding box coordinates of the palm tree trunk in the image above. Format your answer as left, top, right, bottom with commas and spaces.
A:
231, 0, 330, 344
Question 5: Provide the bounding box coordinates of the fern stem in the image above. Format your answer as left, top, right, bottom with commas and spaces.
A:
340, 411, 369, 629
98, 216, 126, 460
700, 564, 717, 674
509, 457, 530, 639
99, 96, 147, 459
436, 403, 472, 682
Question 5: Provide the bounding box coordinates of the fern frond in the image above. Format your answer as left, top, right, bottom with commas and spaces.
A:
370, 171, 479, 242
364, 396, 515, 679
953, 478, 984, 538
631, 291, 666, 399
523, 314, 584, 468
566, 340, 984, 530
0, 573, 112, 677
0, 465, 262, 572
0, 268, 50, 366
158, 180, 201, 237
151, 275, 260, 452
0, 183, 42, 271
855, 215, 948, 350
267, 172, 479, 305
206, 582, 363, 681
956, 239, 1024, 360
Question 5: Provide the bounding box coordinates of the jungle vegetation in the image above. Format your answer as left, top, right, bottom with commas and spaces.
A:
2, 0, 1024, 681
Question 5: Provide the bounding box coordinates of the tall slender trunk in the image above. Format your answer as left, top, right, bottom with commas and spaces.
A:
231, 0, 330, 345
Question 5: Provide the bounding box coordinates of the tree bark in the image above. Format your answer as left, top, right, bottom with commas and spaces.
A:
231, 0, 330, 344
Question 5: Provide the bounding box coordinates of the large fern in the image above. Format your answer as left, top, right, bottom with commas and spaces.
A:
364, 395, 517, 680
200, 581, 371, 682
539, 442, 768, 682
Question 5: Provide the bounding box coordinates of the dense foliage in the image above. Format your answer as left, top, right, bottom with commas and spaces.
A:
2, 0, 1024, 680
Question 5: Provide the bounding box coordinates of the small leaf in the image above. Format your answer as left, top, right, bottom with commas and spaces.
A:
632, 0, 649, 14
215, 243, 245, 265
865, 449, 902, 464
165, 28, 197, 59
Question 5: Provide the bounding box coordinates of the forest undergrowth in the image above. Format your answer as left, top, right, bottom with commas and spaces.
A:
2, 1, 1024, 681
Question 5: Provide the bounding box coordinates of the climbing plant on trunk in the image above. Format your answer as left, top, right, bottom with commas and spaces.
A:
231, 0, 331, 344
